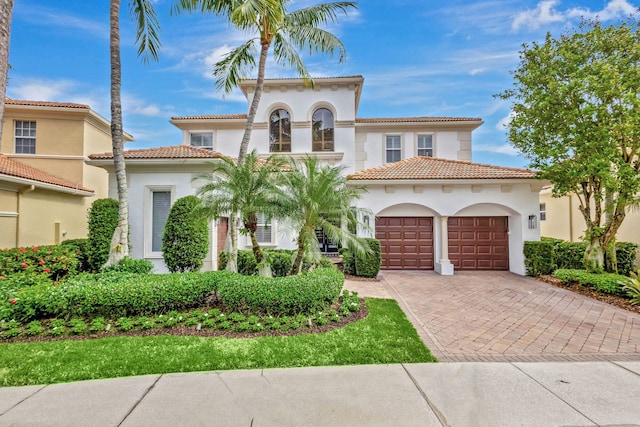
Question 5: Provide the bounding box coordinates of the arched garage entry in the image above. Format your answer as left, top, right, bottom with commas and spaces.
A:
375, 204, 439, 270
449, 203, 519, 271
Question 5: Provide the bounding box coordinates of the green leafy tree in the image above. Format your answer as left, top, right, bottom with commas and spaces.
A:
162, 196, 209, 272
497, 18, 640, 273
173, 0, 357, 272
275, 156, 370, 275
194, 150, 284, 274
106, 0, 161, 267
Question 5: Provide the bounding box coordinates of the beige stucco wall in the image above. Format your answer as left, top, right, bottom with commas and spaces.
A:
540, 188, 640, 247
0, 189, 18, 248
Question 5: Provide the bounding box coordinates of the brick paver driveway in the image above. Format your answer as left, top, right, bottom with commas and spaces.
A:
346, 271, 640, 362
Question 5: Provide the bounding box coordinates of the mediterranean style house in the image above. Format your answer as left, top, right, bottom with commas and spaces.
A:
0, 99, 130, 248
89, 75, 545, 275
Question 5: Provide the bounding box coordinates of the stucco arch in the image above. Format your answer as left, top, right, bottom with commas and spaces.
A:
263, 102, 294, 122
307, 101, 337, 121
376, 203, 441, 217
453, 202, 520, 217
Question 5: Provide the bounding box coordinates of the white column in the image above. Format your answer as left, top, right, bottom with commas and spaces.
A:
435, 216, 454, 275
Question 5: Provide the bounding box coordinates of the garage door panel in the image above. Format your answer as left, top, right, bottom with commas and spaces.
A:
448, 216, 509, 271
377, 217, 433, 270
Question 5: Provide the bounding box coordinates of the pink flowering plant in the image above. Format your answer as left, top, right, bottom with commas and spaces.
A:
0, 245, 78, 281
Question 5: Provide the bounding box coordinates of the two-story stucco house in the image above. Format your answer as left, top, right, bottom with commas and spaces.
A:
0, 100, 130, 248
89, 75, 545, 275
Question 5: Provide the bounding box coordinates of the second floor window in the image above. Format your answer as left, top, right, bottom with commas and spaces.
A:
540, 203, 546, 221
269, 109, 291, 152
312, 108, 334, 152
15, 121, 36, 154
386, 135, 402, 163
417, 134, 433, 157
190, 132, 213, 149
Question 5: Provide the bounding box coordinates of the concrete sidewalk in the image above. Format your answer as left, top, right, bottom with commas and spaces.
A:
2, 362, 639, 426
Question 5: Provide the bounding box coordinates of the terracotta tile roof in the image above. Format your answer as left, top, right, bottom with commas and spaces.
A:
5, 99, 90, 109
89, 145, 224, 160
170, 113, 247, 121
348, 156, 537, 181
356, 117, 482, 123
0, 154, 93, 192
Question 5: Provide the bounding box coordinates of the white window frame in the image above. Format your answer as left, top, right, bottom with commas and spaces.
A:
15, 120, 36, 154
540, 203, 546, 221
144, 186, 175, 258
385, 135, 402, 164
244, 213, 276, 247
416, 134, 434, 157
189, 131, 214, 150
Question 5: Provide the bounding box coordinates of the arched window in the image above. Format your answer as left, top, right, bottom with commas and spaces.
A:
269, 109, 291, 152
312, 108, 334, 152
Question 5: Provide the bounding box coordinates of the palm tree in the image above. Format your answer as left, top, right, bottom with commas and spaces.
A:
105, 0, 161, 267
275, 156, 370, 275
0, 0, 14, 144
194, 150, 285, 273
173, 0, 356, 271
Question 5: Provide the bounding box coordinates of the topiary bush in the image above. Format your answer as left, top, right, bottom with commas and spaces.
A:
219, 250, 259, 275
553, 269, 629, 295
87, 198, 119, 272
162, 196, 209, 273
355, 238, 381, 278
101, 257, 154, 274
339, 248, 356, 275
218, 268, 344, 316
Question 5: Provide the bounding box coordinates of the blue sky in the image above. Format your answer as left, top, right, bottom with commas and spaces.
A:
7, 0, 639, 168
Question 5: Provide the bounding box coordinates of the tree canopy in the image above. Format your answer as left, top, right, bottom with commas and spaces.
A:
498, 18, 640, 271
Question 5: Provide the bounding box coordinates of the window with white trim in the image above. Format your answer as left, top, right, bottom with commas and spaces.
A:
15, 121, 36, 154
540, 203, 546, 221
417, 134, 433, 157
386, 135, 402, 163
190, 132, 213, 149
269, 109, 291, 152
255, 213, 273, 244
151, 190, 171, 252
312, 108, 334, 152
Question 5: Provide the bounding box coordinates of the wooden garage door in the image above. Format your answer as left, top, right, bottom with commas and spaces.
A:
376, 217, 434, 270
448, 217, 509, 270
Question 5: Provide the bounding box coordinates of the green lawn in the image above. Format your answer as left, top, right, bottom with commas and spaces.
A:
0, 298, 436, 387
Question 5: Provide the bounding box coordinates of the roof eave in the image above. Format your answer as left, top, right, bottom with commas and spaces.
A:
346, 177, 544, 186
87, 158, 222, 167
0, 174, 94, 196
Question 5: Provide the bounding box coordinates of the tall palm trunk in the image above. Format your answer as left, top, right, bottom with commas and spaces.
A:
106, 0, 129, 267
0, 0, 14, 143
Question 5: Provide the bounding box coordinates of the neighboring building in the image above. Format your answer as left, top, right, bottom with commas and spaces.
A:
539, 186, 640, 249
89, 75, 545, 275
0, 99, 130, 248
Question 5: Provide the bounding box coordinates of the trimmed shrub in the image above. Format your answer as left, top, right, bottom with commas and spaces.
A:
0, 245, 78, 281
553, 269, 629, 295
162, 196, 209, 273
355, 238, 381, 278
4, 270, 232, 322
267, 250, 294, 277
554, 241, 587, 270
523, 241, 556, 276
87, 199, 119, 272
339, 248, 356, 275
101, 257, 154, 274
615, 242, 638, 276
219, 250, 258, 275
218, 268, 344, 316
61, 239, 91, 273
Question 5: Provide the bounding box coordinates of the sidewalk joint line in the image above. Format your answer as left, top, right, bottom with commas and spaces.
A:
510, 363, 598, 426
401, 363, 449, 427
611, 361, 640, 378
117, 375, 162, 427
0, 385, 46, 416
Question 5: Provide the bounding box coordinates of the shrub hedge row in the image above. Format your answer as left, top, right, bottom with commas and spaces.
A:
218, 268, 344, 316
553, 269, 630, 295
2, 268, 345, 322
0, 245, 79, 281
218, 249, 333, 276
524, 239, 637, 276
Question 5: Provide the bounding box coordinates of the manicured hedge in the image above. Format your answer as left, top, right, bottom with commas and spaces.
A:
355, 238, 381, 278
219, 249, 333, 276
162, 195, 209, 273
339, 248, 356, 275
0, 245, 79, 281
101, 257, 154, 274
524, 240, 637, 276
87, 198, 119, 272
3, 271, 233, 322
553, 269, 630, 295
218, 268, 344, 316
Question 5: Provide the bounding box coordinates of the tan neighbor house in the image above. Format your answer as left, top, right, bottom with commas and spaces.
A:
0, 99, 131, 248
539, 186, 640, 249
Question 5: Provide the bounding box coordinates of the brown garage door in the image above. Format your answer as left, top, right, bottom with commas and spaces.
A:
376, 217, 434, 270
448, 216, 509, 270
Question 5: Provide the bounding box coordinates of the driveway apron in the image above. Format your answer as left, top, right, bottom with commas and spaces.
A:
348, 271, 640, 362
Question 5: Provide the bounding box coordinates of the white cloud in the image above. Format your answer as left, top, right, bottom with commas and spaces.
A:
469, 68, 486, 76
474, 143, 520, 156
496, 111, 515, 130
567, 0, 638, 20
17, 7, 108, 39
512, 0, 565, 31
122, 94, 175, 118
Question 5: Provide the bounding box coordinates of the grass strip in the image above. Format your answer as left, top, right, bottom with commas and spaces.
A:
0, 298, 435, 387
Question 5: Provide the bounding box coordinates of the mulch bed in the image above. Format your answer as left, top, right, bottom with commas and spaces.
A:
538, 275, 640, 314
4, 299, 369, 344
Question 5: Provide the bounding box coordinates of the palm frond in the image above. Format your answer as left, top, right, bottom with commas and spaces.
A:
272, 33, 311, 83
171, 0, 238, 17
285, 25, 346, 62
129, 0, 161, 63
213, 40, 258, 94
286, 2, 357, 28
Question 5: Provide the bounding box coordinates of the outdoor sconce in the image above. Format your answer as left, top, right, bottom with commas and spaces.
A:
528, 215, 538, 230
363, 215, 370, 227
